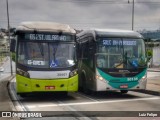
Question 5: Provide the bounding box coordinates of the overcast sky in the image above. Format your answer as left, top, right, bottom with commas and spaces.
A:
0, 0, 160, 31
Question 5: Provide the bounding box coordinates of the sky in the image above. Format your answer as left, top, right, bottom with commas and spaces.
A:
0, 0, 160, 31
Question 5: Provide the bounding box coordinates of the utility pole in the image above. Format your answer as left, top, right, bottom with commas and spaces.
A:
6, 0, 13, 75
128, 0, 135, 30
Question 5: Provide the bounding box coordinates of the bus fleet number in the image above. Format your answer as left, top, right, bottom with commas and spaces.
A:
127, 77, 138, 81
57, 73, 67, 77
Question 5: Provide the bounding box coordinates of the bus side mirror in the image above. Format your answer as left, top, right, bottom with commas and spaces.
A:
10, 39, 16, 52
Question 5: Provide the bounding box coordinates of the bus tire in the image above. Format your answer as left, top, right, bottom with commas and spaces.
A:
120, 90, 128, 94
81, 74, 91, 94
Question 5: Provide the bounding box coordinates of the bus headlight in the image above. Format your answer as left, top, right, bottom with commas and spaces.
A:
96, 75, 106, 82
69, 69, 78, 77
17, 68, 30, 78
140, 74, 147, 82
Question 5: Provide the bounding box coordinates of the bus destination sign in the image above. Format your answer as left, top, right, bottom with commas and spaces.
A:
24, 33, 71, 41
103, 39, 137, 46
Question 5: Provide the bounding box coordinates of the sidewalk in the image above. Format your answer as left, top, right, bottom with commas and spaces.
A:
148, 67, 160, 72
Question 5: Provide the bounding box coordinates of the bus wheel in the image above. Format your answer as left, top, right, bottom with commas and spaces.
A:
120, 90, 128, 94
82, 75, 91, 94
83, 86, 91, 94
19, 93, 27, 98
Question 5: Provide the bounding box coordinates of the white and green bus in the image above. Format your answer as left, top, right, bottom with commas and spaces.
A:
77, 29, 147, 94
11, 22, 78, 97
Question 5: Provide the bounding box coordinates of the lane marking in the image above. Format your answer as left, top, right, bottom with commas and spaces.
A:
75, 92, 99, 102
56, 100, 93, 120
27, 97, 160, 108
76, 91, 156, 101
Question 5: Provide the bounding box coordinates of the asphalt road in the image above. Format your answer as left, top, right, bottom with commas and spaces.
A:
9, 82, 160, 120
9, 71, 160, 120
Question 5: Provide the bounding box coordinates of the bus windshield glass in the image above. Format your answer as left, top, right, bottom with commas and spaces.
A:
96, 38, 146, 69
18, 42, 76, 68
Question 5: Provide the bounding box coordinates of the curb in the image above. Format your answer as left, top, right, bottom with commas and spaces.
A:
147, 70, 160, 72
147, 68, 160, 72
8, 77, 26, 112
7, 75, 17, 111
7, 75, 20, 120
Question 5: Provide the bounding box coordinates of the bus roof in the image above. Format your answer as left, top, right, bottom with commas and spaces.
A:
77, 29, 143, 40
16, 21, 76, 34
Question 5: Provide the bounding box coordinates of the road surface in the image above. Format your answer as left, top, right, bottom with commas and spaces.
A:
9, 71, 160, 120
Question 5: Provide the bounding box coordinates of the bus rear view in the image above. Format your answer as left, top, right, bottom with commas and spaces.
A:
77, 29, 147, 94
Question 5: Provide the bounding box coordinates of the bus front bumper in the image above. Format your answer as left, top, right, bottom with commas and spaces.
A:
16, 74, 78, 94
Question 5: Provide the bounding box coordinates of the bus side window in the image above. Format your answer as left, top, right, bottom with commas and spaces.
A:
77, 43, 82, 59
89, 38, 95, 68
18, 42, 25, 64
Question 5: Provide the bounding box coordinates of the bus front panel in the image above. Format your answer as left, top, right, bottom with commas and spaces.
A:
95, 37, 147, 91
16, 74, 78, 93
95, 68, 147, 91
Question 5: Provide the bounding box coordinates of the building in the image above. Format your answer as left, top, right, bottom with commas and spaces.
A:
0, 31, 9, 59
140, 30, 160, 67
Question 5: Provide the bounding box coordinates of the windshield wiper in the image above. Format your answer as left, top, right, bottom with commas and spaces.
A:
113, 51, 137, 68
52, 43, 59, 61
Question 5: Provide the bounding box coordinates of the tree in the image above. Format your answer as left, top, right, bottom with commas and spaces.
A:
147, 49, 152, 57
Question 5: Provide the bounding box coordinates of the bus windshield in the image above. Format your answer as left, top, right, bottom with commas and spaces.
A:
96, 38, 146, 69
18, 42, 76, 68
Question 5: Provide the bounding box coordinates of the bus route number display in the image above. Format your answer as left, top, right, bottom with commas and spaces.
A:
25, 33, 68, 41
103, 40, 137, 46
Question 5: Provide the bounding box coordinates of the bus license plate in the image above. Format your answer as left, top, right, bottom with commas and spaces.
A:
45, 86, 55, 90
120, 84, 128, 88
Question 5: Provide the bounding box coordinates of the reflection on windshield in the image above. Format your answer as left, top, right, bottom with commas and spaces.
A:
18, 42, 76, 68
96, 38, 146, 69
49, 43, 76, 68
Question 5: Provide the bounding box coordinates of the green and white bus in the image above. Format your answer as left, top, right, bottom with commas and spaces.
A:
12, 22, 78, 97
76, 29, 147, 94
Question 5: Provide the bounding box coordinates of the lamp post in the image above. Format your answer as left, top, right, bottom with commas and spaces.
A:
6, 0, 13, 75
128, 0, 135, 30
